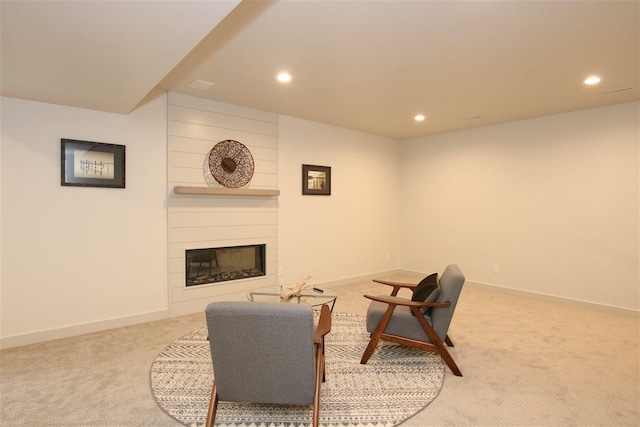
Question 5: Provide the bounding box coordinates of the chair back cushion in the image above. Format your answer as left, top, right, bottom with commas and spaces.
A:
205, 301, 315, 405
411, 272, 440, 303
431, 264, 465, 339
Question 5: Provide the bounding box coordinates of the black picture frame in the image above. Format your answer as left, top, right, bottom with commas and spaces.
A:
302, 164, 331, 195
61, 139, 126, 188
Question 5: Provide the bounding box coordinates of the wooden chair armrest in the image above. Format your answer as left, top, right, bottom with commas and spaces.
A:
373, 279, 417, 290
364, 294, 451, 308
314, 304, 332, 344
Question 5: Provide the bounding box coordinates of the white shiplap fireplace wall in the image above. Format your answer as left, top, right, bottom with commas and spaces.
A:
168, 93, 278, 316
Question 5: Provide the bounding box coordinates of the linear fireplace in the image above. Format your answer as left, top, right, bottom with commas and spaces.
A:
185, 244, 266, 287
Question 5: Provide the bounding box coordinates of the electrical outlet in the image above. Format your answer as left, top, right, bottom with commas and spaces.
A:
385, 253, 391, 261
492, 264, 500, 274
277, 267, 283, 276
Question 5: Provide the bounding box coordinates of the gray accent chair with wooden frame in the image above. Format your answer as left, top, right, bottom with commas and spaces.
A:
205, 301, 332, 427
360, 264, 465, 376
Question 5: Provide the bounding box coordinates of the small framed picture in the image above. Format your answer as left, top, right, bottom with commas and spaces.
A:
61, 139, 126, 188
302, 164, 331, 195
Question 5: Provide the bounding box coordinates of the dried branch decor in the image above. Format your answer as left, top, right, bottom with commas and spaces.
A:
279, 275, 312, 301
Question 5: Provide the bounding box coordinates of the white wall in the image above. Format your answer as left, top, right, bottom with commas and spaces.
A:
0, 99, 3, 342
277, 115, 401, 286
1, 95, 636, 348
400, 102, 639, 312
0, 95, 168, 348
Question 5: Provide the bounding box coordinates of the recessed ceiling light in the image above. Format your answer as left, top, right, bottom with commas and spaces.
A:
415, 114, 425, 122
584, 76, 601, 85
277, 72, 292, 83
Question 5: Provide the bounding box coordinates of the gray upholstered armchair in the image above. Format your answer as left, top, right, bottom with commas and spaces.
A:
205, 301, 332, 427
360, 264, 465, 376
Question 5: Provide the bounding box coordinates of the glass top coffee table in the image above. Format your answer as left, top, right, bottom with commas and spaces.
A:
247, 287, 337, 311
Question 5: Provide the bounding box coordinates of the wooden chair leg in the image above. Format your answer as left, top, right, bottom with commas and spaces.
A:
361, 336, 380, 364
411, 307, 462, 376
322, 336, 326, 382
206, 381, 219, 427
361, 303, 397, 364
445, 334, 454, 347
313, 343, 325, 427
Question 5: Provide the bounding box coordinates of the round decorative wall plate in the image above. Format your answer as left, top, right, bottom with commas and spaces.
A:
207, 140, 255, 188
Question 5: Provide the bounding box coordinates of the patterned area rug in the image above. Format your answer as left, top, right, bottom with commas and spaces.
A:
151, 312, 444, 427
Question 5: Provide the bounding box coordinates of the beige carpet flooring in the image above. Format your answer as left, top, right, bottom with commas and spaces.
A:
1, 279, 638, 426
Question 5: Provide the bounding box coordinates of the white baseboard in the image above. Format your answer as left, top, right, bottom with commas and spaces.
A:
0, 309, 169, 350
316, 270, 400, 289
382, 269, 639, 318
3, 272, 636, 349
466, 280, 639, 318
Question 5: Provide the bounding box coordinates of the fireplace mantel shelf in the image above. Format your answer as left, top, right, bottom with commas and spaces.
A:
174, 186, 280, 197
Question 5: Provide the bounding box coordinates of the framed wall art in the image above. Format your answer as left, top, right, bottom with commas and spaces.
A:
61, 139, 126, 188
302, 164, 331, 195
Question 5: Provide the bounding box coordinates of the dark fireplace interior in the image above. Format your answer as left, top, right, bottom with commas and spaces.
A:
186, 244, 266, 286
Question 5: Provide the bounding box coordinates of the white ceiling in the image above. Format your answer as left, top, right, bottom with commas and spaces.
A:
2, 0, 638, 140
0, 0, 241, 113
